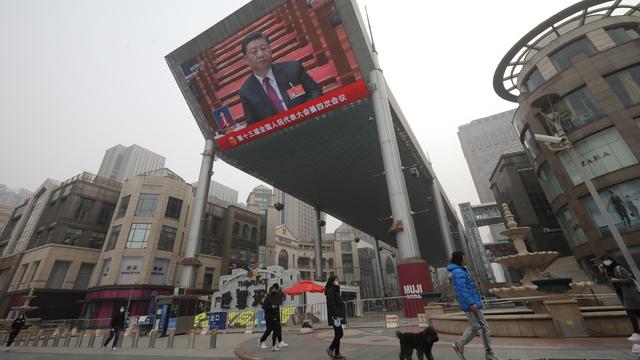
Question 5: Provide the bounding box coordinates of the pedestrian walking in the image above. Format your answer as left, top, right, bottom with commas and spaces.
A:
325, 275, 346, 359
448, 251, 500, 360
259, 284, 288, 351
5, 313, 26, 351
103, 306, 126, 350
600, 255, 640, 341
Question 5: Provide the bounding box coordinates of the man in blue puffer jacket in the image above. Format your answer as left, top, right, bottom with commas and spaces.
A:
447, 251, 500, 360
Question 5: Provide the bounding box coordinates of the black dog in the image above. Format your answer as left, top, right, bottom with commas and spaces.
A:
396, 326, 439, 360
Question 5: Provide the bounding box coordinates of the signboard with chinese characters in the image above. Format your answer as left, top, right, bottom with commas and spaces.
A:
484, 241, 518, 260
471, 203, 503, 227
211, 265, 298, 313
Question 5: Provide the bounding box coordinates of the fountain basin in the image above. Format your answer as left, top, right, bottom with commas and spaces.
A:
420, 292, 442, 302
531, 278, 573, 292
495, 252, 559, 268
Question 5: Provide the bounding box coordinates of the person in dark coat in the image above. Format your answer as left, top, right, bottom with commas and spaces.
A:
103, 306, 126, 350
601, 255, 640, 341
5, 313, 25, 350
325, 275, 346, 359
259, 284, 287, 351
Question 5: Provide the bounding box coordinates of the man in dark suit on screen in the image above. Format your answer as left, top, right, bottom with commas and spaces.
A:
239, 32, 323, 125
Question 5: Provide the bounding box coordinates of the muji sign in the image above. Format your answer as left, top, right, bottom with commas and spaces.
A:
397, 260, 433, 317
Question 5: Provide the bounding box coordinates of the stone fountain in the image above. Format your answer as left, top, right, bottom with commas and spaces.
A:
10, 287, 39, 315
490, 204, 592, 299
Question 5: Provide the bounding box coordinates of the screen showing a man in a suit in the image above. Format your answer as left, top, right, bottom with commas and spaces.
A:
178, 0, 366, 150
240, 32, 323, 126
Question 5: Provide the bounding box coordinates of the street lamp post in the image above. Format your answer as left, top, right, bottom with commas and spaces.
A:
533, 98, 640, 281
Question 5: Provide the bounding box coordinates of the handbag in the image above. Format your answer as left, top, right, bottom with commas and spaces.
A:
332, 316, 342, 327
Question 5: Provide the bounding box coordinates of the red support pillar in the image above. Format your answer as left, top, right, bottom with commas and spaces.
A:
397, 259, 432, 318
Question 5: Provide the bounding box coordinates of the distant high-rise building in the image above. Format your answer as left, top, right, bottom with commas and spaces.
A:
458, 109, 523, 241
0, 185, 32, 207
489, 151, 570, 256
192, 180, 239, 205
273, 189, 325, 243
97, 144, 165, 182
458, 109, 522, 203
246, 185, 273, 215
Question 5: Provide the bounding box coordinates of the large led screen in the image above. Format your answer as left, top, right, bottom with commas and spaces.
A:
177, 0, 367, 151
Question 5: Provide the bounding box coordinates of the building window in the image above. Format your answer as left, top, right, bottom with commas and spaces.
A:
27, 261, 40, 286
538, 162, 563, 201
200, 237, 220, 256
606, 25, 640, 45
16, 263, 28, 289
105, 224, 121, 251
97, 258, 111, 286
559, 127, 638, 185
62, 228, 83, 246
74, 197, 95, 221
203, 267, 215, 290
89, 232, 106, 249
73, 263, 95, 290
0, 269, 11, 290
546, 87, 602, 134
135, 194, 159, 217
582, 178, 640, 237
125, 223, 152, 249
50, 189, 61, 202
97, 203, 115, 225
165, 197, 183, 220
116, 195, 130, 219
525, 67, 545, 92
606, 64, 640, 107
239, 248, 247, 261
46, 260, 71, 289
549, 37, 597, 72
242, 224, 249, 240
158, 225, 177, 251
150, 258, 169, 285
522, 127, 541, 159
232, 222, 240, 235
298, 257, 311, 268
278, 250, 288, 269
251, 227, 257, 241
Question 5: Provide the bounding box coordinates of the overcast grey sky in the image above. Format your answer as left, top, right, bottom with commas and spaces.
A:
0, 0, 578, 232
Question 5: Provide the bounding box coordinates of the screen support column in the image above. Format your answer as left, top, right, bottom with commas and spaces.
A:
180, 139, 215, 288
314, 207, 323, 281
370, 50, 431, 316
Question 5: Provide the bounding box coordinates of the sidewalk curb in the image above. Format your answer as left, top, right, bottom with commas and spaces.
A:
234, 344, 266, 360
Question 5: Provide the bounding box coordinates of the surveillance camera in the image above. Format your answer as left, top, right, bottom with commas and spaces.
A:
534, 134, 563, 144
354, 237, 360, 243
408, 167, 419, 178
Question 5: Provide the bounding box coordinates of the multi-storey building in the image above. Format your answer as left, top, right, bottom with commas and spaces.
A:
82, 168, 217, 322
458, 109, 523, 203
0, 173, 121, 319
490, 151, 571, 256
97, 144, 165, 182
273, 189, 325, 243
458, 109, 524, 241
246, 185, 273, 215
192, 180, 239, 205
494, 0, 640, 271
265, 221, 399, 299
